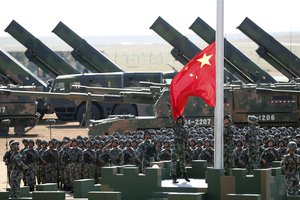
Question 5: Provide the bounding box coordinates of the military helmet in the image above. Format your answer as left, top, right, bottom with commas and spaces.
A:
288, 141, 297, 150
35, 139, 42, 144
248, 115, 258, 123
22, 138, 29, 144
224, 115, 232, 122
10, 141, 19, 149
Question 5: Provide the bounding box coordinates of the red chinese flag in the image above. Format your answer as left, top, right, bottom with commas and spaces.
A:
170, 42, 216, 118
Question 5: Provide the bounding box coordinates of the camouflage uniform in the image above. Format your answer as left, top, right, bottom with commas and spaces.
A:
60, 142, 71, 190
137, 132, 155, 173
39, 141, 48, 184
66, 139, 83, 191
199, 139, 214, 167
21, 140, 39, 191
223, 115, 236, 172
169, 114, 190, 183
35, 139, 42, 184
281, 141, 300, 196
123, 140, 136, 165
108, 139, 124, 166
245, 115, 260, 174
260, 139, 279, 168
82, 141, 96, 179
159, 141, 172, 161
234, 140, 245, 168
41, 140, 59, 183
3, 141, 14, 183
95, 141, 104, 183
9, 141, 28, 198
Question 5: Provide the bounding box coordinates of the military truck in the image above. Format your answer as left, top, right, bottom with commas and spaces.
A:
47, 72, 168, 123
0, 85, 40, 135
88, 80, 300, 136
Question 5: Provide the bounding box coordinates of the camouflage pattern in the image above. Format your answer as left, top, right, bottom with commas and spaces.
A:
3, 148, 14, 183
136, 135, 155, 172
199, 140, 214, 167
238, 17, 300, 80
260, 140, 279, 168
0, 85, 39, 135
21, 144, 39, 190
169, 115, 189, 176
123, 144, 136, 165
223, 117, 236, 172
5, 20, 80, 77
189, 16, 276, 84
82, 145, 96, 179
9, 141, 28, 198
281, 142, 300, 196
245, 118, 261, 174
41, 144, 59, 183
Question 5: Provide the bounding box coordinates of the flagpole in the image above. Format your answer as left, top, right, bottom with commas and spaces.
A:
214, 0, 224, 169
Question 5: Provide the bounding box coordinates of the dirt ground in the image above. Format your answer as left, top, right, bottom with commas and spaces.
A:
0, 114, 88, 191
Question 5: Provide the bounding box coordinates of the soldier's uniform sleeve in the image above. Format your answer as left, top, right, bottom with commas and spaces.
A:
281, 156, 288, 171
15, 154, 28, 170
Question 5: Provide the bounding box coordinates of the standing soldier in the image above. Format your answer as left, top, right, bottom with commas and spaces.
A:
9, 141, 28, 198
159, 140, 172, 161
260, 138, 279, 168
22, 139, 39, 191
123, 139, 136, 165
94, 140, 104, 184
245, 115, 260, 174
281, 141, 300, 196
277, 139, 288, 160
20, 138, 29, 186
136, 131, 155, 173
223, 115, 236, 174
199, 138, 214, 167
35, 139, 42, 185
41, 140, 59, 184
82, 140, 96, 179
168, 102, 190, 183
67, 138, 83, 192
109, 139, 124, 166
39, 140, 48, 184
3, 140, 15, 184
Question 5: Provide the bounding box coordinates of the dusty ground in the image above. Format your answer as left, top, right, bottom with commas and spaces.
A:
0, 114, 88, 191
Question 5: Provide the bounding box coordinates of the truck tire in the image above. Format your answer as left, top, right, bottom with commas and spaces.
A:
113, 104, 137, 116
76, 104, 102, 126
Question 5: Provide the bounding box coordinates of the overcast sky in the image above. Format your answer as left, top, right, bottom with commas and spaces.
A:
0, 0, 299, 37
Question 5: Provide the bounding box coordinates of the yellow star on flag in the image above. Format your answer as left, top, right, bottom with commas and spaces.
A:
197, 53, 213, 68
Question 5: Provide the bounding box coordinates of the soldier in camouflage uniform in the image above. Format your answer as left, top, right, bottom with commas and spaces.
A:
169, 107, 190, 183
223, 115, 236, 173
35, 139, 42, 184
245, 115, 260, 174
3, 140, 15, 184
277, 139, 288, 160
260, 138, 279, 168
159, 140, 172, 161
136, 131, 155, 173
20, 138, 29, 186
41, 140, 59, 183
82, 140, 96, 179
39, 140, 48, 184
234, 139, 245, 168
94, 140, 104, 183
123, 139, 136, 165
199, 138, 214, 167
21, 139, 39, 191
66, 138, 83, 192
108, 139, 124, 166
281, 141, 300, 196
9, 141, 28, 198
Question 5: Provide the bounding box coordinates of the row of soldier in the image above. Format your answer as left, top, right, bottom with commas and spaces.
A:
3, 115, 300, 197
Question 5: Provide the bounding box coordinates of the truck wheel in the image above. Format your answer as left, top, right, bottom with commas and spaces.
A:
77, 104, 102, 126
113, 104, 137, 116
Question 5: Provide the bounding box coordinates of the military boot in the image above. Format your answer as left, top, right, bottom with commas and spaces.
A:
183, 172, 190, 182
172, 175, 178, 184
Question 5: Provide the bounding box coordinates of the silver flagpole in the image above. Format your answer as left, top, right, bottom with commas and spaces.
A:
214, 0, 224, 169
